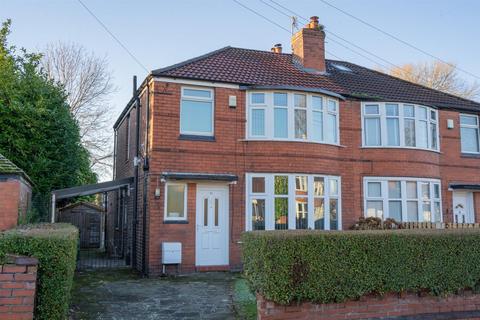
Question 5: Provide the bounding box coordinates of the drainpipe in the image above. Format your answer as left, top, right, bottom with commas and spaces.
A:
132, 75, 141, 270
141, 80, 150, 276
113, 130, 117, 180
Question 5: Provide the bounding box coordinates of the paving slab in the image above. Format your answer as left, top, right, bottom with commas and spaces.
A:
69, 269, 237, 320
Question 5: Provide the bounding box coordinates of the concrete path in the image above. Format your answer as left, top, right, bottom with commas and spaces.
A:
69, 270, 238, 320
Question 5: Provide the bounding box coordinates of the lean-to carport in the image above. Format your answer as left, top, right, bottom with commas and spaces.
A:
51, 177, 134, 269
50, 177, 133, 222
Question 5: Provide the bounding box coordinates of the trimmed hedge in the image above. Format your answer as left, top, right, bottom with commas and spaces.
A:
0, 223, 78, 320
242, 230, 480, 305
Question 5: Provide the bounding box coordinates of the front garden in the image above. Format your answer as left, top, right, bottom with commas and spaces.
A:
0, 223, 78, 319
242, 228, 480, 305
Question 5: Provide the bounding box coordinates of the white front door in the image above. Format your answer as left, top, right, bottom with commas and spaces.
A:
196, 185, 229, 266
453, 191, 475, 223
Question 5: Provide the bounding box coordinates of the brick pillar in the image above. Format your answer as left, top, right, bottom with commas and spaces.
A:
0, 255, 38, 320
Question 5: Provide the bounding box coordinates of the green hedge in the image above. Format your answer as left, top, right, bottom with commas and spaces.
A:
242, 230, 480, 305
0, 223, 78, 320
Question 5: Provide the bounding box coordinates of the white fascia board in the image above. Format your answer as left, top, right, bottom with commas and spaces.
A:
153, 77, 240, 89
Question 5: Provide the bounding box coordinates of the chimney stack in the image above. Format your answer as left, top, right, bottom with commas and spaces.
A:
291, 16, 326, 72
271, 43, 283, 54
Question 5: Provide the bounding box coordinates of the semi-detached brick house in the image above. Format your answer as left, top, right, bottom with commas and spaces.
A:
112, 17, 480, 275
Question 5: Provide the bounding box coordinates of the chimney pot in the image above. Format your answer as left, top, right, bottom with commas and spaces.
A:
309, 16, 319, 29
271, 43, 283, 54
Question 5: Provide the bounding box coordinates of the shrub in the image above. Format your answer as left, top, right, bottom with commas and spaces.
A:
0, 223, 78, 320
242, 229, 480, 305
350, 217, 402, 230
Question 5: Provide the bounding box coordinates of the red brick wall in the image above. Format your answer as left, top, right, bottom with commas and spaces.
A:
0, 255, 38, 320
117, 79, 480, 275
0, 179, 20, 231
257, 292, 480, 320
111, 85, 150, 272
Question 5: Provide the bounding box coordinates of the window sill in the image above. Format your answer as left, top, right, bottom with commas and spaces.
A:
240, 139, 346, 148
163, 220, 189, 224
461, 153, 480, 158
179, 134, 215, 142
360, 146, 441, 154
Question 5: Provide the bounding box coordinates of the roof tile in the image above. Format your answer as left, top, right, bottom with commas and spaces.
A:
152, 47, 480, 111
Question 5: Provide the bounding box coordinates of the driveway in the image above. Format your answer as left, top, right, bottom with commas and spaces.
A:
69, 269, 255, 320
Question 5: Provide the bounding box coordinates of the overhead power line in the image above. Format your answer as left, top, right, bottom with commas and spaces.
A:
262, 0, 398, 69
76, 0, 149, 73
318, 0, 480, 81
233, 0, 290, 33
232, 0, 344, 61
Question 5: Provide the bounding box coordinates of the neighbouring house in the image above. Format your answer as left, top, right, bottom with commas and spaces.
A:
109, 16, 480, 275
57, 202, 105, 249
0, 153, 32, 230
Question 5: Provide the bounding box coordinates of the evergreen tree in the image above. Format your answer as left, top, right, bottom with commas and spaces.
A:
0, 20, 97, 220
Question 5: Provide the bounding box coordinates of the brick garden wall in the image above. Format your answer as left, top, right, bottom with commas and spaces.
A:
257, 292, 480, 320
0, 255, 38, 320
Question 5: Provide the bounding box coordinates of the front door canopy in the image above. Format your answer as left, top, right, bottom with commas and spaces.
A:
449, 184, 480, 191
52, 177, 133, 200
161, 172, 238, 182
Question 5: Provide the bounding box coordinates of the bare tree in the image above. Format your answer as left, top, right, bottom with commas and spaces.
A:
381, 61, 480, 101
41, 42, 116, 179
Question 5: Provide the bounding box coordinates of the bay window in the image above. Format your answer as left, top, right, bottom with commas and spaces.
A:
362, 103, 439, 151
247, 91, 339, 144
247, 173, 341, 231
460, 114, 480, 154
364, 177, 441, 222
180, 87, 214, 136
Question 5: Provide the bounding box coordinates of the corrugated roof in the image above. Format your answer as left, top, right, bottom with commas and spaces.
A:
152, 46, 480, 112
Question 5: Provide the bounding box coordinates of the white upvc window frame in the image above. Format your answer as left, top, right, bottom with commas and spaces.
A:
164, 182, 188, 221
361, 102, 440, 152
246, 91, 340, 145
460, 113, 480, 154
363, 177, 442, 223
246, 173, 342, 231
180, 86, 214, 136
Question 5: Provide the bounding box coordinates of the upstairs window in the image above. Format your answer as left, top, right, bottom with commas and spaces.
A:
180, 87, 214, 136
460, 114, 480, 154
362, 102, 439, 151
247, 91, 339, 144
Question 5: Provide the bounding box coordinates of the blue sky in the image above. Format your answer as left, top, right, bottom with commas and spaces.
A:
2, 0, 480, 123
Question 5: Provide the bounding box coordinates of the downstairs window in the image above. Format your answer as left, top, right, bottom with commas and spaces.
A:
364, 177, 441, 223
247, 173, 341, 231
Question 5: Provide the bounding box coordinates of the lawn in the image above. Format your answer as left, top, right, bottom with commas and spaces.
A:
232, 276, 257, 320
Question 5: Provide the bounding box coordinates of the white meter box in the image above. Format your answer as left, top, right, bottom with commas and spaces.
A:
162, 242, 182, 264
